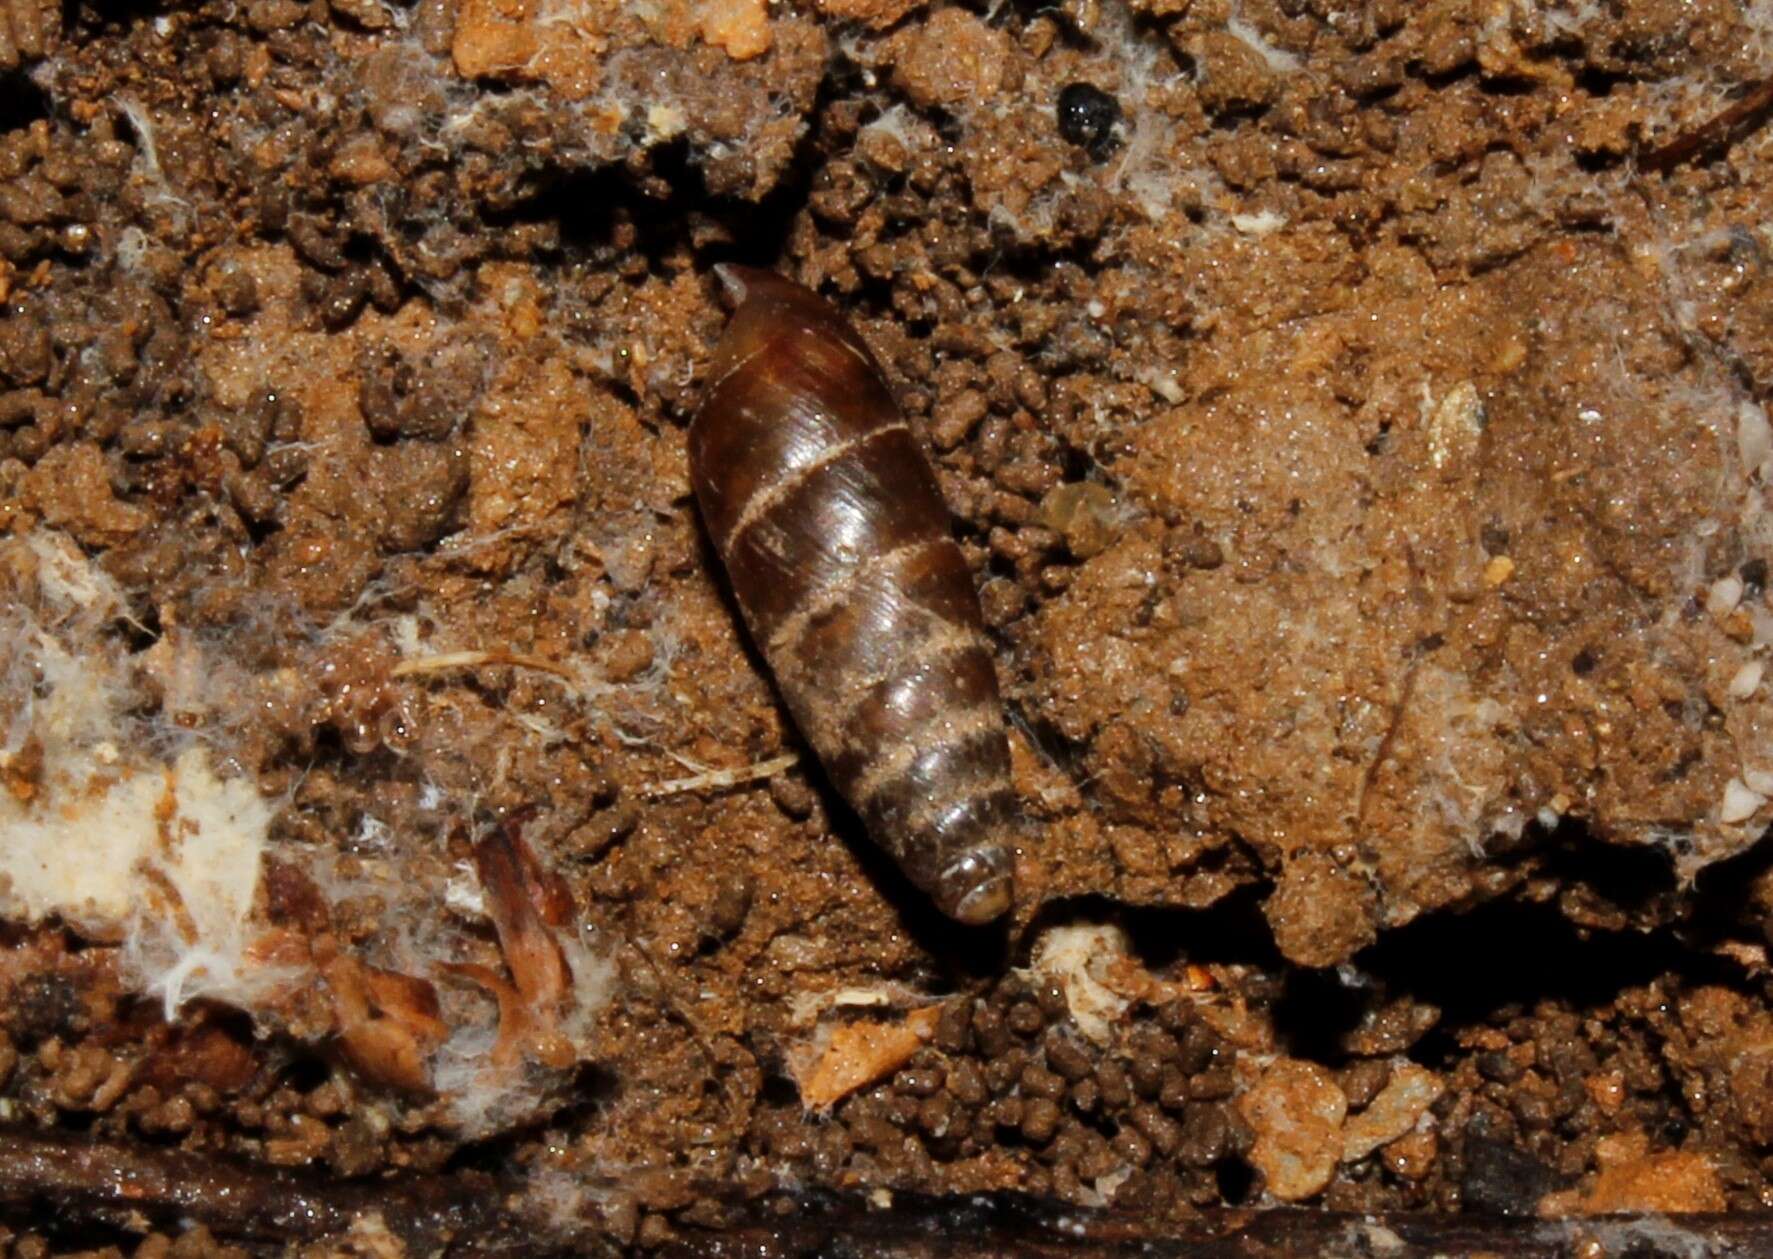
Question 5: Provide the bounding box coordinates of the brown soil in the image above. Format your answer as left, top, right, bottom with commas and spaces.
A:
2, 0, 1773, 1253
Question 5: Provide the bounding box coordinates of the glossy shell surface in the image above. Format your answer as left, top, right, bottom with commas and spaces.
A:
689, 267, 1015, 924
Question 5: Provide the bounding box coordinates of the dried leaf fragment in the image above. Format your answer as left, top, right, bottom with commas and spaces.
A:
797, 1005, 940, 1110
321, 949, 449, 1094
441, 818, 585, 1073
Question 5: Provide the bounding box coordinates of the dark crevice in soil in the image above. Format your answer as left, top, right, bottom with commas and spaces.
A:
1062, 828, 1771, 1068
0, 71, 48, 131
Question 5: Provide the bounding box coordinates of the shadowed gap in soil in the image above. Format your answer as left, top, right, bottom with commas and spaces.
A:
519, 45, 859, 282
507, 39, 1130, 347
0, 69, 47, 132
1055, 819, 1773, 1069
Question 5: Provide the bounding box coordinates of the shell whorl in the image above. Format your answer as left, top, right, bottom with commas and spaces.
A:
689, 266, 1015, 924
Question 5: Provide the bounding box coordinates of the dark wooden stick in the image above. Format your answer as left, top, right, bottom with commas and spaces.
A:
1642, 75, 1773, 173
2, 1129, 1770, 1258
0, 1128, 565, 1257
664, 1190, 1773, 1258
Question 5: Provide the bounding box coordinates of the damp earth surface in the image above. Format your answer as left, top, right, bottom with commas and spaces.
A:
3, 0, 1773, 1253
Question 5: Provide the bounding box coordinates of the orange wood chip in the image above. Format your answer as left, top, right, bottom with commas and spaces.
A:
798, 1005, 940, 1111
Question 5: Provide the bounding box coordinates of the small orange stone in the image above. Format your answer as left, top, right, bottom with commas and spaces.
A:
1539, 1130, 1726, 1216
699, 0, 771, 60
452, 0, 539, 79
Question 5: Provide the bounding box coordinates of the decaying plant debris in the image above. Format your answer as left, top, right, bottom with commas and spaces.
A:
3, 0, 1773, 1254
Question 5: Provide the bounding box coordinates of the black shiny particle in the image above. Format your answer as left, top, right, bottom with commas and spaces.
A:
1056, 82, 1120, 158
1742, 556, 1768, 598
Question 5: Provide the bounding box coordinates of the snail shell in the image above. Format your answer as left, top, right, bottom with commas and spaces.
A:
688, 266, 1016, 924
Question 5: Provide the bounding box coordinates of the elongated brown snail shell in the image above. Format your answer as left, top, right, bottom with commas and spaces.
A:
688, 266, 1016, 924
